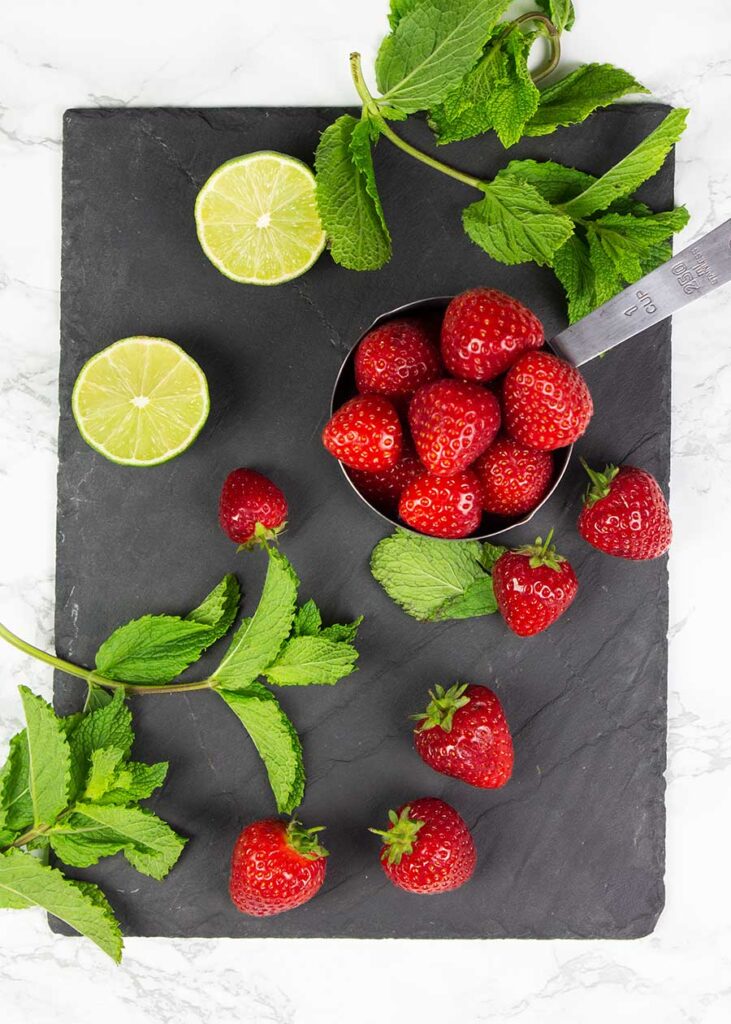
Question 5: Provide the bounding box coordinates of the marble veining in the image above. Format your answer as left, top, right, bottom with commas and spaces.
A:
1, 1, 730, 1021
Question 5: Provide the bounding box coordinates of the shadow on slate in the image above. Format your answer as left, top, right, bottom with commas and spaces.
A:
54, 105, 673, 940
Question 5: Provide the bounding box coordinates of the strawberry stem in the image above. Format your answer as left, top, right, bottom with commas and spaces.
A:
369, 806, 424, 865
411, 683, 471, 733
286, 819, 329, 860
580, 458, 619, 508
515, 529, 566, 571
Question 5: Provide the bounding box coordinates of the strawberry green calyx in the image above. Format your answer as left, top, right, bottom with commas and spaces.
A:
514, 528, 566, 571
369, 807, 424, 865
411, 683, 471, 733
286, 819, 329, 860
580, 458, 620, 508
236, 520, 287, 553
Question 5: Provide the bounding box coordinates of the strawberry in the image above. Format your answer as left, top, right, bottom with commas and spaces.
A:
408, 379, 501, 475
371, 797, 476, 894
578, 460, 672, 560
348, 444, 422, 512
441, 287, 544, 383
412, 683, 514, 789
355, 317, 441, 400
474, 437, 554, 517
218, 468, 288, 546
322, 395, 402, 472
229, 818, 328, 917
492, 531, 578, 637
503, 351, 593, 451
399, 468, 483, 539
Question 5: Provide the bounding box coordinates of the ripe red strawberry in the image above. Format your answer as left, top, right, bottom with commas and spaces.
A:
348, 444, 422, 511
399, 468, 483, 539
578, 460, 672, 559
441, 287, 544, 383
322, 395, 402, 472
474, 437, 554, 517
503, 351, 593, 451
492, 531, 578, 637
219, 468, 288, 546
355, 317, 441, 400
409, 379, 501, 475
229, 818, 328, 917
371, 797, 476, 894
412, 683, 514, 789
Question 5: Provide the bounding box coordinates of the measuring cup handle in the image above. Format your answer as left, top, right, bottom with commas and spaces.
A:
550, 218, 731, 366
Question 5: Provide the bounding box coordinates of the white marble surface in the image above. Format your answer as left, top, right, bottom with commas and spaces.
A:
1, 1, 730, 1020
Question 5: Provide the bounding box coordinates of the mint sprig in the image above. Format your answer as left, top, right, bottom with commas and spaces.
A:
0, 549, 362, 818
315, 2, 688, 320
0, 687, 185, 961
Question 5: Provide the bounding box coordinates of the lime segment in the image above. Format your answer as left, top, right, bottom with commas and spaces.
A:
195, 151, 326, 285
72, 336, 210, 466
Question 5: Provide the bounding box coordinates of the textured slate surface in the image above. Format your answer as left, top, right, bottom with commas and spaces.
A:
55, 105, 673, 939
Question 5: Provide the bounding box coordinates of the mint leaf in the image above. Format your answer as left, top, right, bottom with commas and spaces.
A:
95, 615, 214, 684
95, 761, 168, 806
320, 618, 364, 644
584, 207, 689, 282
315, 115, 391, 271
349, 117, 390, 241
526, 64, 648, 137
388, 0, 422, 29
18, 687, 70, 827
552, 234, 599, 323
585, 226, 624, 305
478, 542, 508, 571
376, 0, 513, 113
212, 548, 299, 692
430, 27, 539, 148
561, 108, 688, 218
68, 689, 133, 768
83, 747, 126, 801
496, 159, 594, 204
83, 685, 113, 712
185, 574, 241, 642
217, 684, 305, 815
264, 636, 359, 686
50, 803, 186, 879
0, 731, 33, 834
371, 530, 497, 621
463, 177, 574, 266
293, 600, 323, 637
536, 0, 575, 32
0, 848, 122, 961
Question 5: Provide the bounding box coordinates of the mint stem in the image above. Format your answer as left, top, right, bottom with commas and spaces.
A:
0, 621, 215, 695
514, 12, 561, 83
349, 52, 486, 192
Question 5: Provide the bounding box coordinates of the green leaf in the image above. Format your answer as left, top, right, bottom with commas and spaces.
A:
387, 0, 422, 30
18, 687, 70, 827
376, 0, 513, 113
536, 0, 575, 32
67, 690, 133, 802
83, 747, 125, 802
320, 618, 364, 644
293, 600, 323, 637
95, 761, 168, 806
264, 636, 359, 686
211, 548, 299, 692
561, 108, 689, 219
433, 576, 498, 619
0, 848, 122, 962
0, 731, 33, 834
585, 226, 625, 305
371, 530, 497, 621
315, 115, 391, 271
95, 615, 214, 684
496, 159, 594, 204
584, 208, 690, 282
83, 684, 113, 712
526, 64, 648, 137
185, 574, 241, 642
217, 684, 305, 815
463, 177, 575, 266
478, 542, 508, 571
430, 26, 539, 148
551, 234, 600, 323
50, 803, 186, 879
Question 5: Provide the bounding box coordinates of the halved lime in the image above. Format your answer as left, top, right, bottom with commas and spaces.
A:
71, 336, 210, 466
194, 151, 326, 285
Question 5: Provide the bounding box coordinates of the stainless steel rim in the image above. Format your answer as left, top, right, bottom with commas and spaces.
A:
329, 295, 573, 541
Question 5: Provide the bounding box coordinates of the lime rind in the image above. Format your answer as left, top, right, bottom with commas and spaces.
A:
194, 151, 326, 286
71, 336, 210, 467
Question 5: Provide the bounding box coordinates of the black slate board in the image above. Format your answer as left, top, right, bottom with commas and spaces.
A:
55, 105, 672, 939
